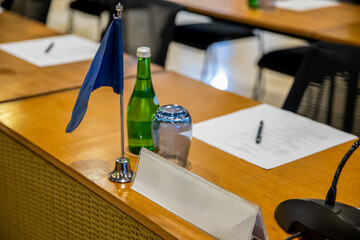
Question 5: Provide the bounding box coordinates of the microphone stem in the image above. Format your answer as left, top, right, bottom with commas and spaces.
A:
325, 138, 360, 206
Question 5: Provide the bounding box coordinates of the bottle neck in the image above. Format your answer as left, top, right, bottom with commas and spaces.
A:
137, 57, 151, 81
134, 57, 153, 92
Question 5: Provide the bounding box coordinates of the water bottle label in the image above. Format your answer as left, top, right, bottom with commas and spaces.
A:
154, 96, 159, 105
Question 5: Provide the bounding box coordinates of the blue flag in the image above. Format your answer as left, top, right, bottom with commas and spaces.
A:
66, 18, 124, 133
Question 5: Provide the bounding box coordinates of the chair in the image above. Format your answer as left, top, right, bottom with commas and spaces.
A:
1, 0, 52, 23
253, 42, 311, 100
0, 0, 13, 9
174, 16, 258, 82
254, 0, 360, 100
67, 0, 110, 36
254, 45, 308, 98
119, 0, 185, 66
282, 41, 360, 135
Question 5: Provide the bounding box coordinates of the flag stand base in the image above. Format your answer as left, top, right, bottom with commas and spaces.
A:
108, 157, 134, 183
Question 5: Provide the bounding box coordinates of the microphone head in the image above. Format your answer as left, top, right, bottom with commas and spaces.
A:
274, 199, 360, 240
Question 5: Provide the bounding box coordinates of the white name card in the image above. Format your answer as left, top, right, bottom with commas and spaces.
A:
131, 148, 268, 240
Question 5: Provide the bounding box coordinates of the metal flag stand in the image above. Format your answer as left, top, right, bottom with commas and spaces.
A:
108, 3, 134, 183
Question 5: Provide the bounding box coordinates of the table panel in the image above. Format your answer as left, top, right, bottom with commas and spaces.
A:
0, 71, 359, 239
0, 130, 162, 240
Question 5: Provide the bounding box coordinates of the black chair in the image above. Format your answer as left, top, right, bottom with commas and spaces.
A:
67, 0, 110, 36
254, 0, 360, 100
0, 0, 13, 9
119, 0, 185, 66
282, 41, 360, 135
1, 0, 52, 23
174, 15, 258, 82
253, 42, 310, 100
257, 46, 308, 77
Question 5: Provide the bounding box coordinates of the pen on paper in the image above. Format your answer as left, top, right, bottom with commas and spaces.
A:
45, 41, 54, 53
256, 120, 263, 144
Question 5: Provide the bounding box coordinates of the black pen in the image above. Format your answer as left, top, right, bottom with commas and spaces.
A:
256, 120, 263, 144
45, 41, 54, 53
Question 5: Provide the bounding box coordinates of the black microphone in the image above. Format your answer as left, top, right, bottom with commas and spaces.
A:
274, 138, 360, 240
325, 138, 360, 206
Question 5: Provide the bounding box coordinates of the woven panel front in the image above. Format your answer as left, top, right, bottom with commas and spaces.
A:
0, 130, 163, 240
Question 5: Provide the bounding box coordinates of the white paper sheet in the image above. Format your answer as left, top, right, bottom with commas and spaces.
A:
132, 148, 268, 240
0, 34, 99, 67
275, 0, 339, 11
193, 104, 357, 169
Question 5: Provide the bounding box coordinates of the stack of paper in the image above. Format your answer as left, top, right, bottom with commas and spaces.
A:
0, 34, 99, 67
193, 104, 356, 169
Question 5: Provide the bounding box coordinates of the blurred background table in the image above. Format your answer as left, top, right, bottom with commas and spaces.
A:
166, 0, 360, 46
314, 23, 360, 46
0, 10, 163, 103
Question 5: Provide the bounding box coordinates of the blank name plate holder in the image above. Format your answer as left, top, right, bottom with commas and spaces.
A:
131, 148, 269, 240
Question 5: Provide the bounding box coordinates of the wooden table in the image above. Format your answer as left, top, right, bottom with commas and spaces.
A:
0, 11, 163, 103
0, 10, 61, 43
167, 0, 360, 45
314, 23, 360, 47
0, 71, 359, 240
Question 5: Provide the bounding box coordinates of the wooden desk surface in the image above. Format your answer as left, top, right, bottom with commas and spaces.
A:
0, 11, 163, 103
314, 23, 360, 47
0, 71, 359, 240
0, 11, 60, 43
168, 0, 360, 42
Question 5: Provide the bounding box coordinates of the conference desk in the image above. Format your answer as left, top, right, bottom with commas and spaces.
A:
314, 23, 360, 47
0, 10, 60, 43
167, 0, 360, 46
0, 11, 163, 103
0, 71, 359, 240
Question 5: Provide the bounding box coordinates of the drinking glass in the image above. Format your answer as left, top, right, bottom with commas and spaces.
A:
152, 105, 192, 167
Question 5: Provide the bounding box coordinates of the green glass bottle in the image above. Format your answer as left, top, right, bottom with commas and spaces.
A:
249, 0, 260, 8
127, 47, 159, 154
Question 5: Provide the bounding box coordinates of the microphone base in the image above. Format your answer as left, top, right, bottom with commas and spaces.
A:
274, 199, 360, 240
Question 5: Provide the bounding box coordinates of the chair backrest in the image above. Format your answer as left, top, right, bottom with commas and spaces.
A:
283, 41, 360, 135
3, 0, 52, 23
339, 0, 360, 3
69, 0, 109, 16
118, 0, 184, 66
1, 0, 13, 9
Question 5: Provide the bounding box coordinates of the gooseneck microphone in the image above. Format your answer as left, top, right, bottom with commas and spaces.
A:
325, 138, 360, 206
274, 138, 360, 240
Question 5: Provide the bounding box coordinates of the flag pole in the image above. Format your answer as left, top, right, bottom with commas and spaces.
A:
115, 3, 126, 161
121, 95, 125, 158
108, 2, 134, 183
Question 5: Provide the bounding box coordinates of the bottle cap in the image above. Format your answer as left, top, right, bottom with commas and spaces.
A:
136, 47, 151, 58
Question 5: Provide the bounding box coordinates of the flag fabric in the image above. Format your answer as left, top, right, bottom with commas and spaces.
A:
66, 18, 124, 133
